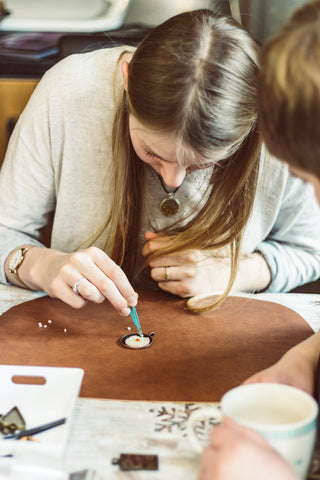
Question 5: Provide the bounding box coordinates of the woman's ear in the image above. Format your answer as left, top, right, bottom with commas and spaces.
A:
121, 61, 129, 91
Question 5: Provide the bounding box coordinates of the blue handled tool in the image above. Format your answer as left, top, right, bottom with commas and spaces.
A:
130, 306, 143, 337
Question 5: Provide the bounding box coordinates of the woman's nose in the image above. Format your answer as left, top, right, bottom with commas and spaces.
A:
160, 164, 187, 188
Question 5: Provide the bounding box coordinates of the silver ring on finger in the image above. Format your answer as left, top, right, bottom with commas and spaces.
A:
72, 276, 86, 295
164, 267, 169, 282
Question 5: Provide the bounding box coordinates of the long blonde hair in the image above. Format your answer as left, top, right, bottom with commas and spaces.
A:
100, 9, 261, 311
259, 0, 320, 179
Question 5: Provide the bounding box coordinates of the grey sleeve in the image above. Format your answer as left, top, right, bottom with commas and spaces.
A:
255, 176, 320, 293
0, 77, 56, 285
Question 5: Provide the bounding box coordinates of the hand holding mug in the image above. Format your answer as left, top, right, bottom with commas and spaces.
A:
187, 383, 318, 479
199, 417, 300, 480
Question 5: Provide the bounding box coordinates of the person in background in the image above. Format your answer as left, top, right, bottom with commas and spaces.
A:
200, 2, 320, 479
0, 9, 319, 319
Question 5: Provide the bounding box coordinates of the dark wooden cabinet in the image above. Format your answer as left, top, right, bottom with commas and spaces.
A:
0, 78, 38, 167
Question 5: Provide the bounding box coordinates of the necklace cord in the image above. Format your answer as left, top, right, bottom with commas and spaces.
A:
158, 175, 180, 194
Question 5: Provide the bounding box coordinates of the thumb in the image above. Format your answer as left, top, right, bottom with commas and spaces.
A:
144, 230, 163, 241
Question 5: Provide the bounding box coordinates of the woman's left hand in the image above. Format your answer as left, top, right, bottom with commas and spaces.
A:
142, 231, 231, 297
142, 231, 272, 297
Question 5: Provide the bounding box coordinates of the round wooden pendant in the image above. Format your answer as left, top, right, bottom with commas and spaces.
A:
160, 194, 180, 216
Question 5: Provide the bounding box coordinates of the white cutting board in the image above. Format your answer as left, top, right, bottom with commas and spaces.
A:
0, 365, 84, 456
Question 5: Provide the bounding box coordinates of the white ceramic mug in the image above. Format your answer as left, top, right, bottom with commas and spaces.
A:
187, 383, 318, 479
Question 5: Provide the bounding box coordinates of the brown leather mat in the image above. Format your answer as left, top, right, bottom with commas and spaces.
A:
0, 291, 313, 402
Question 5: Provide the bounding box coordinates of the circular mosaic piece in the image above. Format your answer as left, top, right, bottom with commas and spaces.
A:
120, 333, 154, 350
160, 195, 180, 216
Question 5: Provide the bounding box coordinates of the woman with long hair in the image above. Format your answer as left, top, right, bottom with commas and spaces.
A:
0, 9, 319, 316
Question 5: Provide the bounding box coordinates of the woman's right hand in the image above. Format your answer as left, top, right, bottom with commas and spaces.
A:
15, 246, 138, 316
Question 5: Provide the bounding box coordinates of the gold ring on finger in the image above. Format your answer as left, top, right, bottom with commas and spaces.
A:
164, 267, 169, 282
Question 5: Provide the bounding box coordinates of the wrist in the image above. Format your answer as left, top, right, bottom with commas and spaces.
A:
283, 334, 320, 371
232, 252, 272, 292
6, 245, 36, 289
253, 250, 272, 291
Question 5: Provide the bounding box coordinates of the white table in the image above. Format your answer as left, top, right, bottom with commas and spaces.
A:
0, 285, 319, 479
